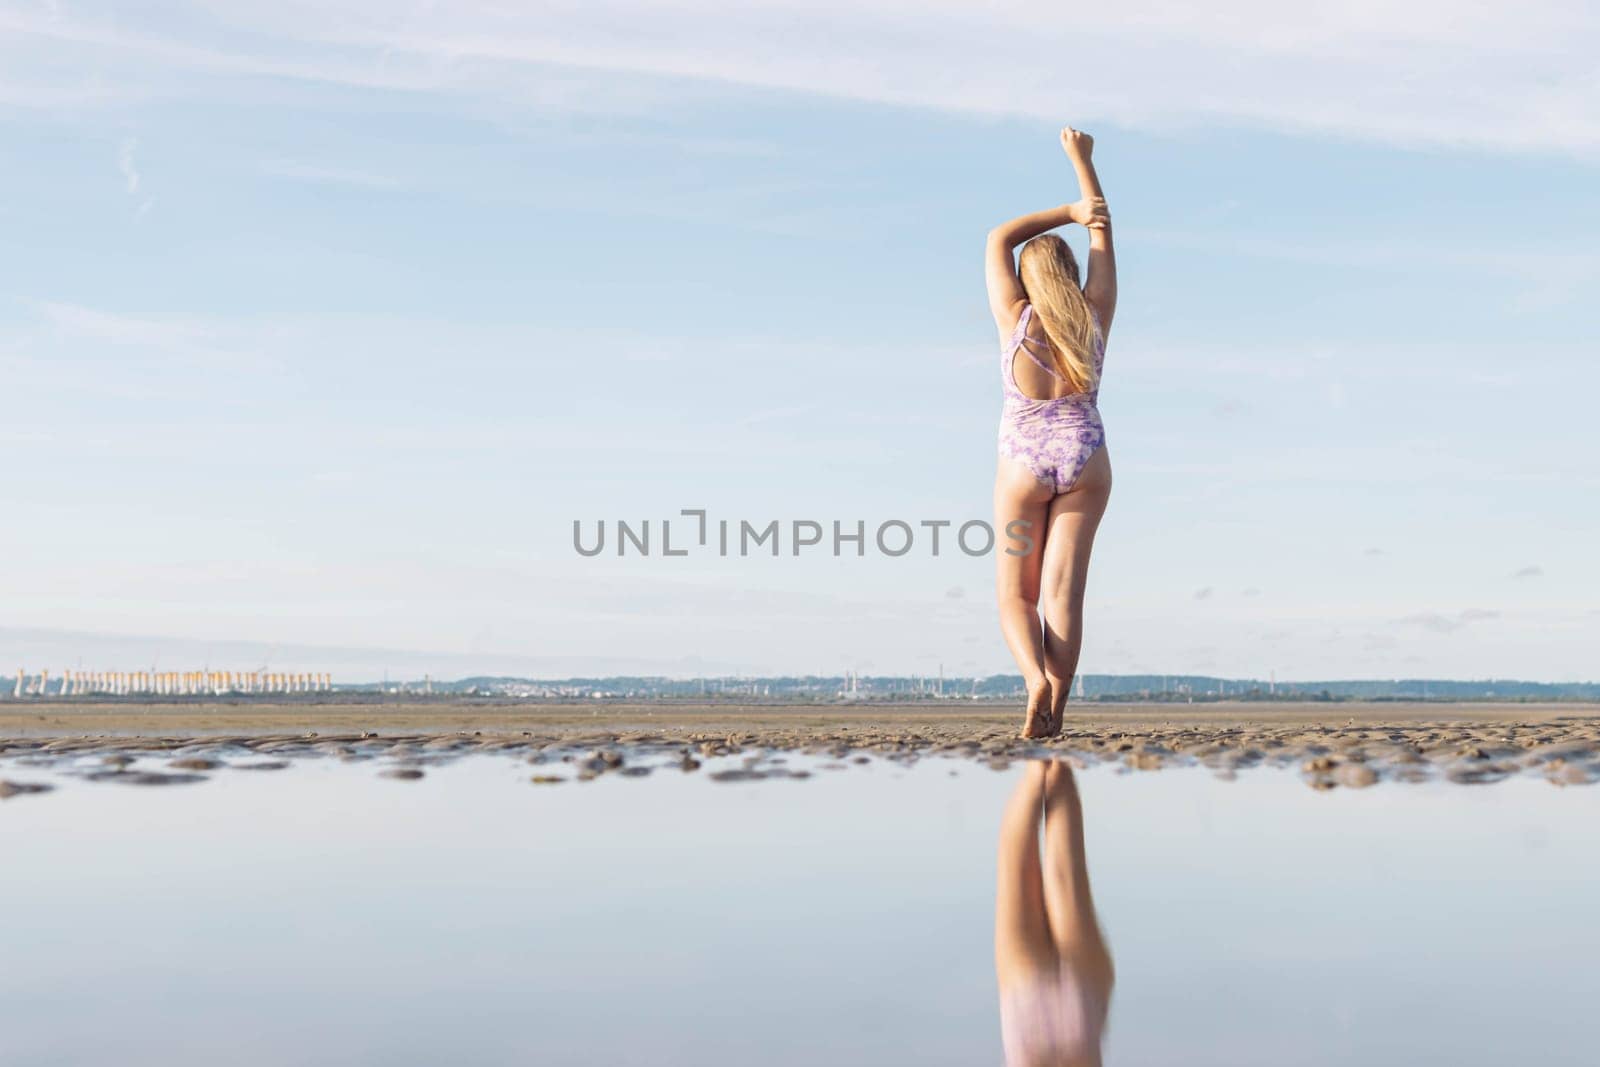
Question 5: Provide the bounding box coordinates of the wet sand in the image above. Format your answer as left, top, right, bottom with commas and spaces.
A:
3, 698, 1594, 735
2, 700, 1598, 789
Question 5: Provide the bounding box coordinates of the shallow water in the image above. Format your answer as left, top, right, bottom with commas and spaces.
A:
3, 750, 1597, 1066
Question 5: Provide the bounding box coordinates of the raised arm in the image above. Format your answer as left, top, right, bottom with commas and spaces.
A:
984, 129, 1110, 335
985, 204, 1074, 329
1063, 129, 1117, 337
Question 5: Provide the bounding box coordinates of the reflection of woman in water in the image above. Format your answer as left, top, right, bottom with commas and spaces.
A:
995, 761, 1114, 1066
985, 127, 1117, 738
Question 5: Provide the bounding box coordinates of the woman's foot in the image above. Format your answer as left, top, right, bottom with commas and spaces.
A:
1020, 677, 1054, 738
1043, 693, 1065, 738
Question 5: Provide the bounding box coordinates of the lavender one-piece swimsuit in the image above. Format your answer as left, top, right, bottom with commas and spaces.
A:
997, 303, 1106, 494
999, 961, 1109, 1067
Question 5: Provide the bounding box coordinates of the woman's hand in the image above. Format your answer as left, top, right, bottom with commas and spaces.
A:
1060, 126, 1094, 160
1066, 196, 1109, 229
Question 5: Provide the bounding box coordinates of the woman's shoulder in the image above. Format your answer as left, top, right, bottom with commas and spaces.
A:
998, 300, 1032, 347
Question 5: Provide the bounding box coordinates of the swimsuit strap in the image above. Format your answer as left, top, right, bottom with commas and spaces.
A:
1005, 304, 1037, 348
1009, 304, 1067, 380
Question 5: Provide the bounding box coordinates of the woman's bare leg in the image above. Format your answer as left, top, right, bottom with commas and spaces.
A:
1039, 447, 1112, 726
994, 458, 1056, 737
995, 761, 1056, 988
1040, 762, 1114, 996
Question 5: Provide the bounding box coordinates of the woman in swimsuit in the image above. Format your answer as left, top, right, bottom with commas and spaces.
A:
995, 759, 1114, 1066
985, 126, 1117, 739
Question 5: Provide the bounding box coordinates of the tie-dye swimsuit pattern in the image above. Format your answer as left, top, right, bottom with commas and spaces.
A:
997, 303, 1106, 494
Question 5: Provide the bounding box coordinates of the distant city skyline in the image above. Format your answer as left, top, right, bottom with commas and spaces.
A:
2, 624, 1594, 689
1, 3, 1596, 681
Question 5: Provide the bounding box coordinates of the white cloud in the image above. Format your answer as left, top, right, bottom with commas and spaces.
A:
4, 2, 1598, 154
1397, 608, 1501, 634
116, 135, 139, 194
36, 300, 207, 347
114, 133, 155, 217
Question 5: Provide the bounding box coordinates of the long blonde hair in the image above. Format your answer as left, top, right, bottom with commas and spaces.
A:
1017, 234, 1099, 393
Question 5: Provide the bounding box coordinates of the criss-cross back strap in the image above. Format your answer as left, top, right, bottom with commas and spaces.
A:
1008, 304, 1066, 380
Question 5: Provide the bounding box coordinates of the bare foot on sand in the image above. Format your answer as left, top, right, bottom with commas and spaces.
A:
1020, 678, 1054, 739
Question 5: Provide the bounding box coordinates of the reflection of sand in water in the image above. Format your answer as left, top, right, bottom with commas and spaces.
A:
2, 703, 1599, 789
996, 761, 1113, 1067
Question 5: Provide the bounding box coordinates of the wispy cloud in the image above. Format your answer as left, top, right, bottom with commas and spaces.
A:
115, 134, 155, 218
1399, 613, 1456, 633
1141, 229, 1600, 313
36, 300, 207, 348
15, 300, 285, 377
1398, 608, 1501, 634
1513, 565, 1544, 579
117, 136, 140, 194
4, 2, 1598, 154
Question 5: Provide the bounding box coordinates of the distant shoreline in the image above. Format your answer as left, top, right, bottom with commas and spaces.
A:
4, 691, 1599, 706
8, 675, 1598, 706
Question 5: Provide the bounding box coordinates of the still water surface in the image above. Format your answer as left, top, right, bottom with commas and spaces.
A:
3, 753, 1596, 1065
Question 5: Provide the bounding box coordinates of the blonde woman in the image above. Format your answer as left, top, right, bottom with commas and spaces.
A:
985, 127, 1117, 739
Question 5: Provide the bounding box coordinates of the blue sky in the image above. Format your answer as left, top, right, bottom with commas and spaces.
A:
1, 1, 1596, 681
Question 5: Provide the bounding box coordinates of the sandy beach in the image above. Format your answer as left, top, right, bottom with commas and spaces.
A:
4, 700, 1598, 789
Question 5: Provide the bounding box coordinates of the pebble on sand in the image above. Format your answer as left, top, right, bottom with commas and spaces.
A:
84, 770, 207, 786
1548, 762, 1596, 786
0, 779, 55, 799
1444, 762, 1512, 785
379, 768, 425, 780
1333, 763, 1378, 789
169, 758, 225, 771
707, 769, 767, 782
